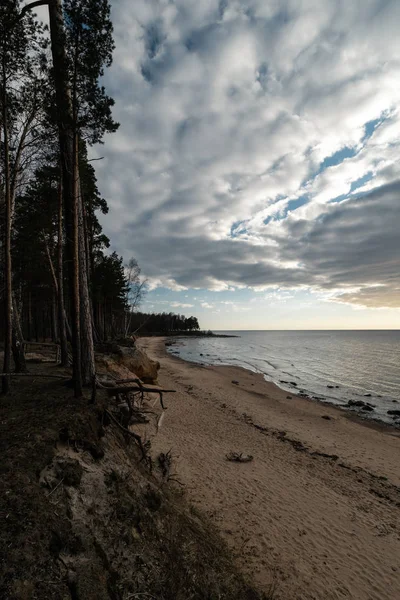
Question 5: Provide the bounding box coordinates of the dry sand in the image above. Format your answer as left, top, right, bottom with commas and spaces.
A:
139, 336, 400, 600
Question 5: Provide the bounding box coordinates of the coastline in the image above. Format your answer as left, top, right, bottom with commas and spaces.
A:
139, 336, 400, 600
165, 334, 400, 427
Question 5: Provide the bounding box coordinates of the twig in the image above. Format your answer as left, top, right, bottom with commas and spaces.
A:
157, 412, 165, 431
168, 477, 185, 487
47, 478, 64, 497
127, 593, 157, 599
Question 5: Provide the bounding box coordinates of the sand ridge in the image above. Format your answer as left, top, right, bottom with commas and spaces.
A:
140, 336, 400, 600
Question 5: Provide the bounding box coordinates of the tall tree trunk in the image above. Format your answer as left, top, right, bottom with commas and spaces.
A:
48, 0, 82, 396
75, 142, 95, 384
81, 185, 99, 344
51, 291, 58, 342
22, 0, 96, 387
43, 229, 71, 346
34, 305, 39, 342
1, 68, 12, 392
57, 179, 69, 366
27, 290, 32, 341
70, 14, 95, 378
11, 294, 27, 373
103, 300, 107, 341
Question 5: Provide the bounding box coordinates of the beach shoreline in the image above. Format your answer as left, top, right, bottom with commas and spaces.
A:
139, 336, 400, 600
164, 336, 399, 435
164, 334, 400, 429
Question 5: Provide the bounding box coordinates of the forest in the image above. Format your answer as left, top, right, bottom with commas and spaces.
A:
0, 0, 198, 396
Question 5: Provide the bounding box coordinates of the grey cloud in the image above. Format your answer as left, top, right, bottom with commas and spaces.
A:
96, 0, 400, 308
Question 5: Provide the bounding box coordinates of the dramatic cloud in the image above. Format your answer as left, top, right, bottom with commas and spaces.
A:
94, 0, 400, 309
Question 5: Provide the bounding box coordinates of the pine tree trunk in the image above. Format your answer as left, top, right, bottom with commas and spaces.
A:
82, 186, 99, 344
78, 198, 95, 383
51, 291, 58, 342
1, 68, 13, 393
48, 0, 82, 396
11, 294, 27, 373
27, 290, 32, 341
103, 301, 107, 341
57, 179, 69, 366
76, 146, 95, 385
34, 305, 39, 342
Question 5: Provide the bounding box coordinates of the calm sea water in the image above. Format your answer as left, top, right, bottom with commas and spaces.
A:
167, 330, 400, 424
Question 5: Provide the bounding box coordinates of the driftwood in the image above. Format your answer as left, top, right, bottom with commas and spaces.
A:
226, 452, 254, 463
103, 384, 175, 411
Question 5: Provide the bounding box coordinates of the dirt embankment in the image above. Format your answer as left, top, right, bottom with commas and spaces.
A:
0, 346, 265, 600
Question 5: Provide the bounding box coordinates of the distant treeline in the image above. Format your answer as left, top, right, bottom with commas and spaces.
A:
129, 312, 200, 334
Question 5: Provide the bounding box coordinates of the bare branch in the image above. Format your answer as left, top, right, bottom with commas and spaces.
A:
20, 1, 49, 20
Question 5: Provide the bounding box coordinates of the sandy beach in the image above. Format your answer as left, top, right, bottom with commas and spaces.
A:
139, 336, 400, 600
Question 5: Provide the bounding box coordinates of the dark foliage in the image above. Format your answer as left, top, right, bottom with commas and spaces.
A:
128, 311, 200, 334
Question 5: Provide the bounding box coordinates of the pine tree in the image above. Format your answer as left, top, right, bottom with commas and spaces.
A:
18, 0, 118, 393
1, 0, 45, 391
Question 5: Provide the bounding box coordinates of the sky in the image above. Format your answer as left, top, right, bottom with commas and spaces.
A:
37, 0, 400, 329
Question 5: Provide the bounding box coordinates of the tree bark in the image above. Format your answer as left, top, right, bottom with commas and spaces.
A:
43, 227, 71, 347
103, 301, 107, 341
11, 294, 27, 373
51, 291, 58, 343
27, 290, 32, 341
76, 166, 95, 384
1, 66, 13, 393
82, 189, 99, 344
57, 179, 69, 366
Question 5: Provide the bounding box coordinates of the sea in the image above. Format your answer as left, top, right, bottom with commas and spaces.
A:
166, 330, 400, 425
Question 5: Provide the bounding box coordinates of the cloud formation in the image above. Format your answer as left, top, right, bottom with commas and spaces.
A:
95, 0, 400, 308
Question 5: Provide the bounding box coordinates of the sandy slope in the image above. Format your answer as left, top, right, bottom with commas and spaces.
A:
139, 336, 400, 600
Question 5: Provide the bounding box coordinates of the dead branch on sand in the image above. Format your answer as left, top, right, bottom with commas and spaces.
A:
226, 452, 254, 463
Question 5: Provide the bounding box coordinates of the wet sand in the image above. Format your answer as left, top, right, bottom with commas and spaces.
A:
139, 336, 400, 600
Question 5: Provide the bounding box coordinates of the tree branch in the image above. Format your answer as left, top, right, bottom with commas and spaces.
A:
20, 1, 49, 20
